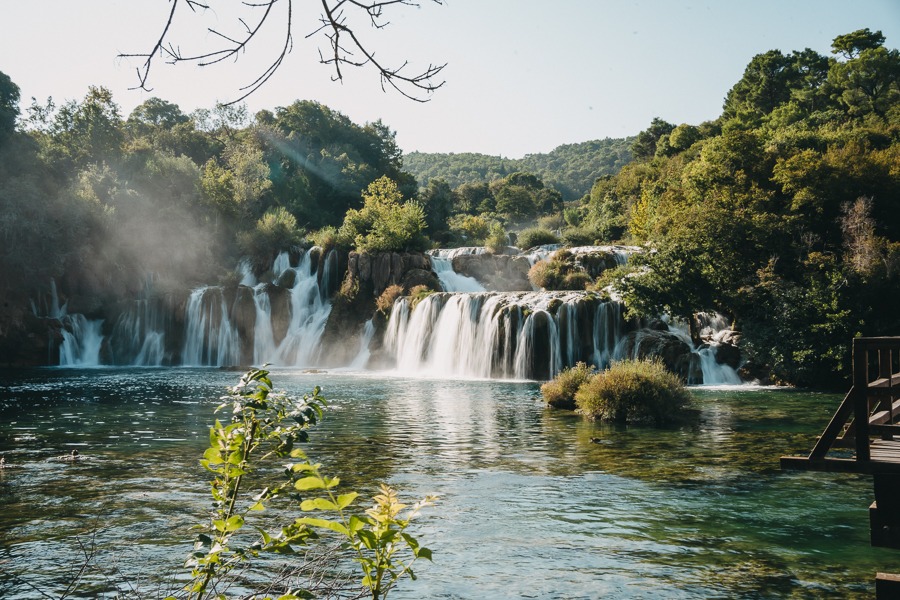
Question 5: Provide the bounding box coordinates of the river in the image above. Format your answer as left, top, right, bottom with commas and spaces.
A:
0, 368, 892, 598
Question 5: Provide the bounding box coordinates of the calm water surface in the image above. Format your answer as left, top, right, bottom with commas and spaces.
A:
0, 368, 893, 598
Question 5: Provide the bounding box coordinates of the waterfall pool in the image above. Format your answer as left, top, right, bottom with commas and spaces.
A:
0, 368, 891, 598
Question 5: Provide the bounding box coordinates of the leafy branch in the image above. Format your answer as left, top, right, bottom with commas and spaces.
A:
172, 367, 435, 600
121, 0, 446, 105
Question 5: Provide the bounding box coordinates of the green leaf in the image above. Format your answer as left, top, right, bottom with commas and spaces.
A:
294, 476, 326, 491
348, 515, 368, 533
203, 447, 224, 465
224, 515, 244, 532
335, 492, 359, 510
416, 547, 433, 561
300, 497, 338, 511
295, 517, 349, 536
356, 529, 377, 550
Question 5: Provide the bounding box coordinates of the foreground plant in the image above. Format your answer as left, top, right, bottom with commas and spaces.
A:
174, 367, 435, 600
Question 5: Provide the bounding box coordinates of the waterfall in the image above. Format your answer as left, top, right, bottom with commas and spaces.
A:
697, 346, 742, 385
59, 315, 104, 367
667, 313, 743, 385
428, 250, 487, 293
179, 248, 335, 368
383, 292, 625, 380
252, 286, 276, 365
110, 299, 168, 366
349, 319, 376, 369
181, 287, 241, 367
273, 250, 333, 366
238, 259, 256, 287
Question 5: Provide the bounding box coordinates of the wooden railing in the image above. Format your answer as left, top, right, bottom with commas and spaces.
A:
800, 337, 900, 468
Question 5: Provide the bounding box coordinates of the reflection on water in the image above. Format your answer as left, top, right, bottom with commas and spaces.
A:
0, 368, 894, 598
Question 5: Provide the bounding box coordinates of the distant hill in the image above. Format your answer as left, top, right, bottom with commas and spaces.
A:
403, 137, 634, 201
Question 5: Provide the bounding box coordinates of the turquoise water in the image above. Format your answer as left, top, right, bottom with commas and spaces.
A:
0, 368, 894, 598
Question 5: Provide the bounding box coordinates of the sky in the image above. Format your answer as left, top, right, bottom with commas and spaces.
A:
2, 0, 898, 158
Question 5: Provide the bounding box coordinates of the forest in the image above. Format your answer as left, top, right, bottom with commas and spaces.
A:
0, 27, 898, 387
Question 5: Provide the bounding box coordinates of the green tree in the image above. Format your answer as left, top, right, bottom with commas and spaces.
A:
339, 176, 428, 252
832, 28, 886, 60
828, 45, 900, 119
419, 178, 455, 235
45, 86, 124, 168
238, 206, 304, 270
631, 118, 675, 161
0, 70, 20, 135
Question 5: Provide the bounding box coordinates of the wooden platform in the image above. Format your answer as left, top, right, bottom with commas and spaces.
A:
780, 338, 900, 598
782, 440, 900, 474
781, 337, 900, 474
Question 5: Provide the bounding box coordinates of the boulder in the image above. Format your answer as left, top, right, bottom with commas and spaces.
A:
617, 329, 699, 382
400, 268, 441, 292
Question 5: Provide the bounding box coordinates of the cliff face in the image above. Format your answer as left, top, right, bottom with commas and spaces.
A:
319, 251, 441, 367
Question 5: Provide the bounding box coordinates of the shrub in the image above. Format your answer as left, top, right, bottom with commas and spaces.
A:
538, 213, 565, 231
561, 225, 600, 247
238, 206, 304, 271
408, 284, 435, 310
541, 362, 596, 409
516, 227, 560, 250
563, 271, 593, 289
376, 284, 404, 315
310, 224, 351, 252
484, 222, 509, 254
575, 359, 691, 425
448, 213, 491, 245
528, 260, 553, 289
527, 250, 591, 291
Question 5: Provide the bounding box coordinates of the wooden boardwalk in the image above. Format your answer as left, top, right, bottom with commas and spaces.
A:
781, 337, 900, 474
781, 337, 900, 598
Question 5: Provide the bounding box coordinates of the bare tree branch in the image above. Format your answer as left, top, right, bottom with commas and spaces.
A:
121, 0, 445, 105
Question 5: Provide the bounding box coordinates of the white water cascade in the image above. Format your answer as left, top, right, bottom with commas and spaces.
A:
667, 313, 743, 385
181, 287, 242, 367
428, 249, 487, 293
383, 291, 621, 380
59, 315, 104, 367
268, 250, 333, 366
180, 249, 336, 367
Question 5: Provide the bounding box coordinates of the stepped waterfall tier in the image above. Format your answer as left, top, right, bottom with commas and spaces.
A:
44, 246, 744, 384
382, 292, 626, 380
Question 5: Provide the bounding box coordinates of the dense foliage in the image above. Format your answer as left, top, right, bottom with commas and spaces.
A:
540, 362, 596, 409
581, 29, 900, 387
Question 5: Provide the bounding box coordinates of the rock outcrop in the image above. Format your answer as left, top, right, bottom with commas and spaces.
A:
451, 254, 532, 291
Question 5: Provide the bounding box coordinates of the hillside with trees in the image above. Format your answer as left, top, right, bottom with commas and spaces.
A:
404, 137, 633, 202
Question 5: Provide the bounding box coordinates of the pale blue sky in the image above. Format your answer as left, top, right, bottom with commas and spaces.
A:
2, 1, 898, 157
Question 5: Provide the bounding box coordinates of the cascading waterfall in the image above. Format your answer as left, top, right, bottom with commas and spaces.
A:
273, 251, 333, 366
181, 287, 241, 367
59, 315, 104, 367
384, 291, 623, 380
110, 299, 167, 366
179, 249, 335, 367
428, 249, 487, 293
349, 319, 376, 369
667, 313, 743, 385
38, 278, 105, 367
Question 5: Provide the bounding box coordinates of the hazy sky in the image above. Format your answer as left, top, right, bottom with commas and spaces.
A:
2, 1, 898, 157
